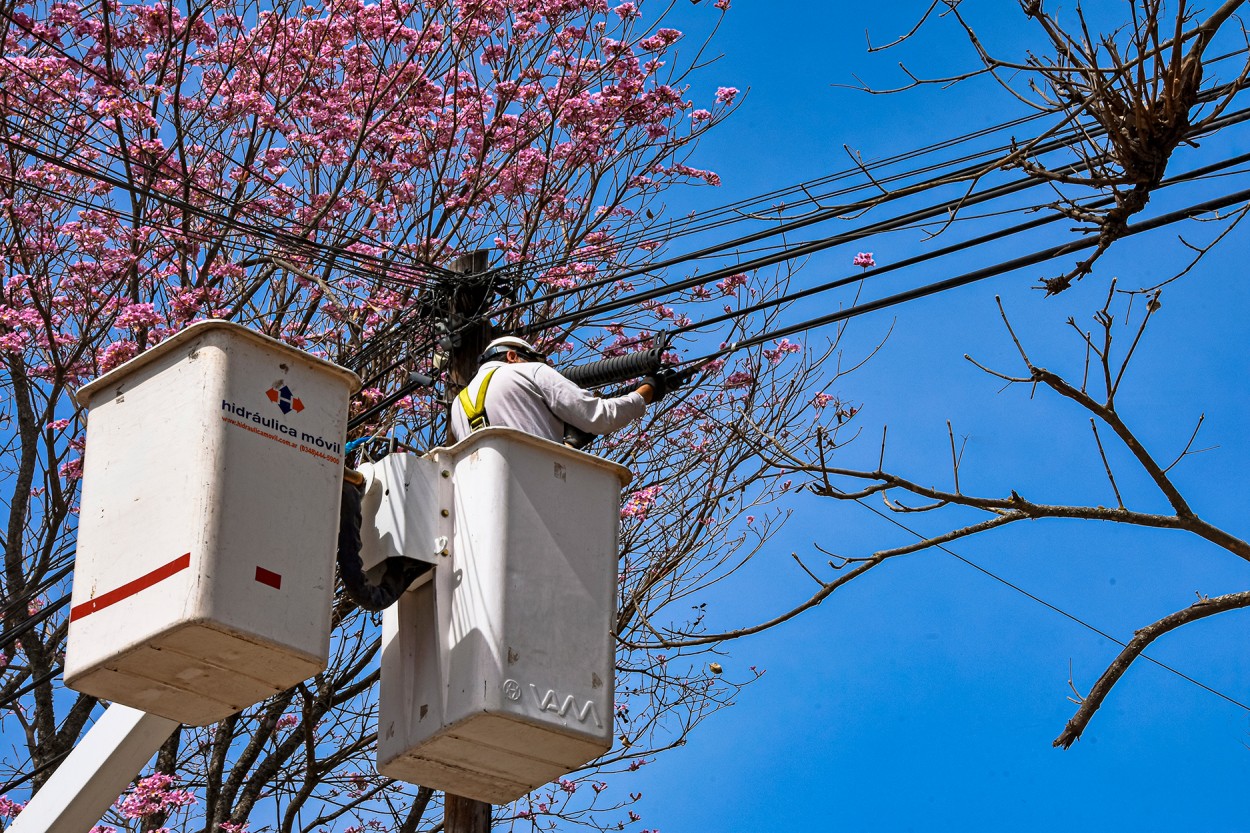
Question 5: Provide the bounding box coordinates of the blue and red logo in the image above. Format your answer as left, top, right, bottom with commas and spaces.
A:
265, 385, 304, 415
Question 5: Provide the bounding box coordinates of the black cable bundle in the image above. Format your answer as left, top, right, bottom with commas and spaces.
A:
561, 347, 664, 389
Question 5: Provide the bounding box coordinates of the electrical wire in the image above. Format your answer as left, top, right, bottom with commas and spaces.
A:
671, 183, 1250, 369
655, 149, 1250, 345
0, 664, 65, 715
2, 11, 1240, 385
0, 119, 449, 299
0, 6, 458, 284
0, 122, 449, 292
6, 5, 1246, 291
491, 100, 1250, 341
0, 746, 72, 795
3, 6, 1246, 354
488, 97, 1249, 336
503, 53, 1250, 279
349, 130, 1250, 414
351, 157, 1250, 423
0, 595, 70, 653
0, 564, 74, 622
845, 494, 1250, 711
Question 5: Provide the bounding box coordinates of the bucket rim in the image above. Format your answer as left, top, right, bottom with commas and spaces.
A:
76, 319, 362, 406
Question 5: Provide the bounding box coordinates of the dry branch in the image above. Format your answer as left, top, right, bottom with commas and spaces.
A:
1054, 590, 1250, 748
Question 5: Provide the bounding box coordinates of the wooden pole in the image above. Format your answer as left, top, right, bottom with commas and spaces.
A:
446, 249, 493, 391
445, 794, 492, 833
443, 248, 492, 833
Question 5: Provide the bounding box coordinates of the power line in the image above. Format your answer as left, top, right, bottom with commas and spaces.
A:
655, 148, 1250, 346
673, 183, 1250, 369
510, 47, 1250, 279
0, 664, 64, 715
845, 495, 1250, 712
5, 11, 1246, 396
349, 136, 1250, 417
0, 112, 449, 299
0, 564, 74, 623
0, 747, 72, 795
0, 595, 70, 655
350, 161, 1250, 427
0, 6, 457, 284
502, 102, 1250, 336
492, 59, 1245, 282
342, 86, 1250, 396
0, 121, 449, 292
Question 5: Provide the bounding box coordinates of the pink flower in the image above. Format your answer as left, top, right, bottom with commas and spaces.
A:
59, 458, 83, 481
114, 303, 160, 330
715, 86, 739, 105
621, 485, 661, 520
118, 773, 196, 819
716, 273, 748, 295
97, 340, 138, 373
639, 28, 681, 52
0, 797, 25, 818
853, 252, 875, 269
763, 338, 801, 364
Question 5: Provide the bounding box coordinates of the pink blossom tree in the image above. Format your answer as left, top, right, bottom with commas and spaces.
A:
0, 0, 845, 829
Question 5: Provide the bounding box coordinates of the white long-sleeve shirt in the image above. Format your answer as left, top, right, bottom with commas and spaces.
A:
450, 360, 646, 443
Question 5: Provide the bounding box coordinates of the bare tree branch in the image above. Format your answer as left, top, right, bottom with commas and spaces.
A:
1054, 590, 1250, 748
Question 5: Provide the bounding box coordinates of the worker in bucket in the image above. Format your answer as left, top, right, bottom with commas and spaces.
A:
451, 336, 676, 445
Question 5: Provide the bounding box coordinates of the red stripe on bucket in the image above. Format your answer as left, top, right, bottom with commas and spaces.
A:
70, 552, 191, 622
255, 567, 282, 589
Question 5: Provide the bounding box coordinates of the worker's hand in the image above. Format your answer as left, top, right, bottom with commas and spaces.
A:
641, 369, 683, 403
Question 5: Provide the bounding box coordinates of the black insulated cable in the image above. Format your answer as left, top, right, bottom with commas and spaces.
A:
676, 184, 1250, 368
560, 348, 667, 389
661, 147, 1250, 342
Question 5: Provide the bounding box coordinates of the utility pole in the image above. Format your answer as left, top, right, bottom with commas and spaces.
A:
445, 249, 493, 393
443, 248, 492, 833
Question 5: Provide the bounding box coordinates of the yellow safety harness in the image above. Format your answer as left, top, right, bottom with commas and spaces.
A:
457, 368, 498, 432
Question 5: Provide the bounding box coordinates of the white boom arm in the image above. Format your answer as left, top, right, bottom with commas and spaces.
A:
8, 705, 178, 833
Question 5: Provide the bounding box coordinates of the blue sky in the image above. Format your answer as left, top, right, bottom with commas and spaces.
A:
628, 2, 1250, 830
7, 3, 1247, 830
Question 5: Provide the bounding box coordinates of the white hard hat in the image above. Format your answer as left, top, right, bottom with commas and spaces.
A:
478, 335, 543, 364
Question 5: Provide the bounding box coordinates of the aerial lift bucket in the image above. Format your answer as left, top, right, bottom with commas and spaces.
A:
65, 320, 359, 726
364, 428, 630, 804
